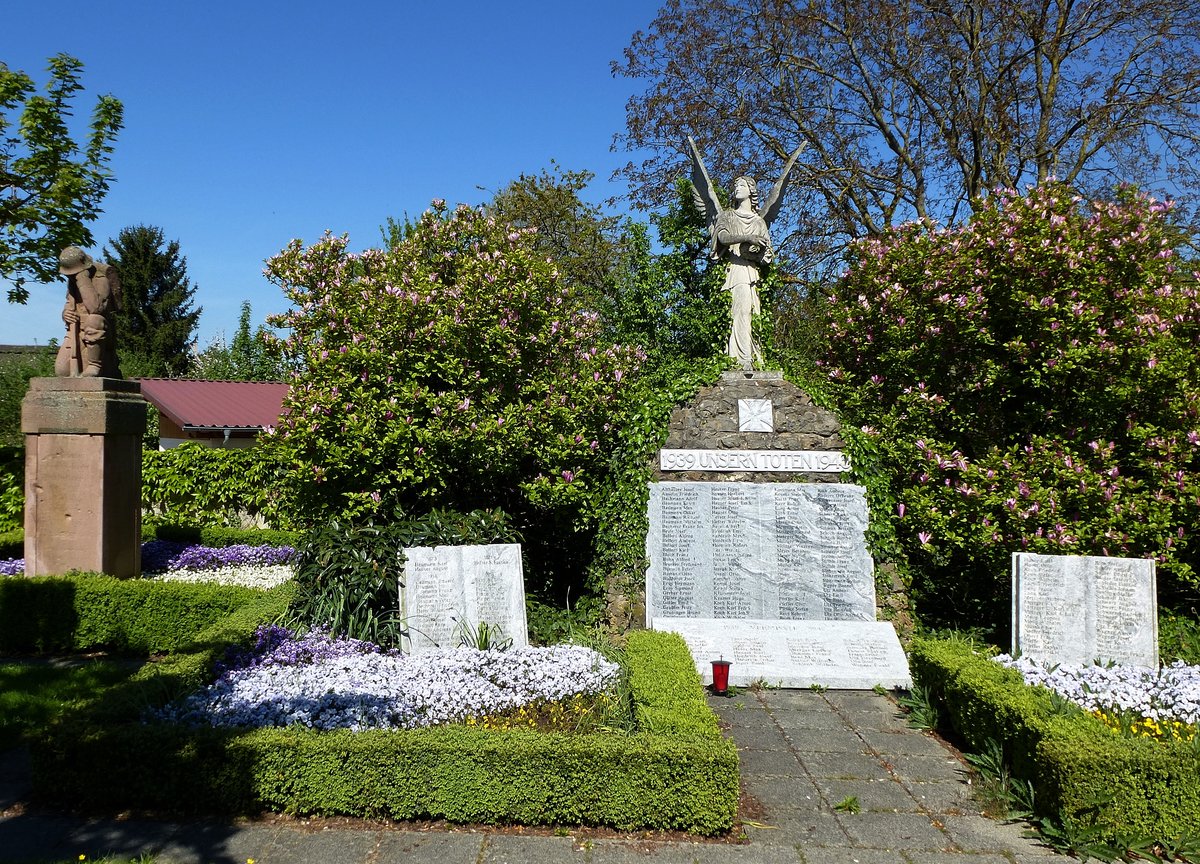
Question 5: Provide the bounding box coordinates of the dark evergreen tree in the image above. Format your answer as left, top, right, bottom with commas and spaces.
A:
103, 225, 201, 377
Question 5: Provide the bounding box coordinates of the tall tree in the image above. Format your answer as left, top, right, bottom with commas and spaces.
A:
104, 225, 201, 377
191, 301, 290, 381
613, 0, 1200, 268
1, 54, 123, 303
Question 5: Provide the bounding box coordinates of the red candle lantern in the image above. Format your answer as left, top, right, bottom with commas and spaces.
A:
711, 658, 732, 695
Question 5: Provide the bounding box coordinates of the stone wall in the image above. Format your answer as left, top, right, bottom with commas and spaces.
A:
653, 371, 846, 484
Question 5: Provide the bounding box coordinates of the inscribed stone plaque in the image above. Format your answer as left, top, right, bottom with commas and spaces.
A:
738, 399, 774, 432
402, 543, 527, 654
653, 617, 912, 689
646, 481, 875, 623
659, 449, 850, 473
1012, 553, 1157, 667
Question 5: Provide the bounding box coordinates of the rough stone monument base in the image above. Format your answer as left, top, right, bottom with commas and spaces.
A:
22, 378, 147, 578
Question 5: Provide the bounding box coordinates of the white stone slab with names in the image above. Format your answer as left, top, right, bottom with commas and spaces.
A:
1012, 552, 1158, 667
654, 617, 912, 689
402, 543, 528, 654
646, 481, 875, 623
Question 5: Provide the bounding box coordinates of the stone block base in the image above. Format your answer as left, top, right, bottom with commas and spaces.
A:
22, 378, 147, 578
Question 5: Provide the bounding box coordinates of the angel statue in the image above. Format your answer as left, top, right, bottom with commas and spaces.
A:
688, 136, 803, 370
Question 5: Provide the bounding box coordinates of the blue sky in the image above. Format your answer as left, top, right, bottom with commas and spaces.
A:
1, 1, 662, 348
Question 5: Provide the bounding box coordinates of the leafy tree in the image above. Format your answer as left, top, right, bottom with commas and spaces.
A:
1, 54, 123, 303
191, 301, 290, 381
613, 0, 1200, 269
816, 182, 1200, 637
480, 163, 627, 310
264, 203, 645, 598
104, 225, 201, 377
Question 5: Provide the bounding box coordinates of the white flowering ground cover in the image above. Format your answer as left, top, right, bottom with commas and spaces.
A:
154, 627, 621, 732
994, 654, 1200, 727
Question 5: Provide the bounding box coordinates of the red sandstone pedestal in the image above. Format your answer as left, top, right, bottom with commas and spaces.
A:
22, 378, 147, 578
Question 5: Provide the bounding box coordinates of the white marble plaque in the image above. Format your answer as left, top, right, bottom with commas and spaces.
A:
402, 543, 528, 654
1012, 553, 1157, 667
659, 449, 850, 473
646, 482, 876, 623
654, 617, 912, 689
738, 399, 774, 432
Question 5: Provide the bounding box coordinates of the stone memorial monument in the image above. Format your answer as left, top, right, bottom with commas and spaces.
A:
1012, 552, 1158, 668
22, 247, 146, 578
402, 543, 528, 654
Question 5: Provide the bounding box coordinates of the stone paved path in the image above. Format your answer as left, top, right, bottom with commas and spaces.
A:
0, 689, 1060, 863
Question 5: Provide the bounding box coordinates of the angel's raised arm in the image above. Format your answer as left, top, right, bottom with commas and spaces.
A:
760, 143, 806, 226
686, 136, 721, 229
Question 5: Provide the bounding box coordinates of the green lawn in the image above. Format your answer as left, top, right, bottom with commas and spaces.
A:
0, 657, 143, 750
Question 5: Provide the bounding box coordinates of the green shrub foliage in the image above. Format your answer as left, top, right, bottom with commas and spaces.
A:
0, 445, 22, 534
263, 204, 644, 598
142, 443, 297, 530
818, 184, 1200, 634
287, 508, 519, 647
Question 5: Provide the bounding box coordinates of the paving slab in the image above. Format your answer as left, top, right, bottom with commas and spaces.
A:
780, 727, 868, 754
0, 813, 84, 863
738, 748, 807, 776
740, 775, 826, 812
154, 822, 281, 864
728, 722, 791, 751
766, 707, 856, 732
857, 728, 953, 758
478, 833, 583, 863
898, 853, 1012, 864
796, 751, 891, 781
897, 781, 977, 815
800, 849, 910, 864
742, 810, 851, 849
834, 811, 953, 851
62, 818, 182, 861
883, 753, 968, 784
814, 778, 921, 813
940, 814, 1055, 856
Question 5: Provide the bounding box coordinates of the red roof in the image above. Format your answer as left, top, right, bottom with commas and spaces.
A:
137, 379, 288, 431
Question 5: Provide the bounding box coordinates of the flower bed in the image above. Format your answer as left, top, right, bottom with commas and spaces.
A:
994, 654, 1200, 730
910, 636, 1200, 843
155, 626, 620, 732
33, 628, 738, 833
1, 541, 296, 589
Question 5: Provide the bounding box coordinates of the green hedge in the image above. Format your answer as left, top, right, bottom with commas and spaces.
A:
909, 636, 1200, 842
32, 627, 738, 833
152, 524, 302, 549
0, 573, 268, 655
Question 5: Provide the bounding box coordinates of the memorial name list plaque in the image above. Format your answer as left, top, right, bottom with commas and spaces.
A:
402, 543, 528, 654
1012, 552, 1157, 668
646, 481, 875, 623
654, 617, 912, 689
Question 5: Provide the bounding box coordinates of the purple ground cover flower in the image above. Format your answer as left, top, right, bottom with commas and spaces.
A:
0, 559, 24, 576
142, 541, 295, 573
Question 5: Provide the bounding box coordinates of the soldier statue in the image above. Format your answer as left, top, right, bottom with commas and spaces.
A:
55, 246, 122, 379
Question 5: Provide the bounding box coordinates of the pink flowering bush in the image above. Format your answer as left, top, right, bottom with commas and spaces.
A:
263, 202, 644, 596
818, 183, 1200, 634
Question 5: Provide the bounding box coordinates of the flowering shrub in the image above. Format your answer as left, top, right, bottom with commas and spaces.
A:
155, 626, 621, 732
264, 205, 644, 525
819, 183, 1200, 633
0, 558, 21, 577
994, 654, 1200, 727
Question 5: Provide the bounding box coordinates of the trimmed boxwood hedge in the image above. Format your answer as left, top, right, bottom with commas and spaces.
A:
30, 619, 738, 834
909, 636, 1200, 843
0, 573, 270, 655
